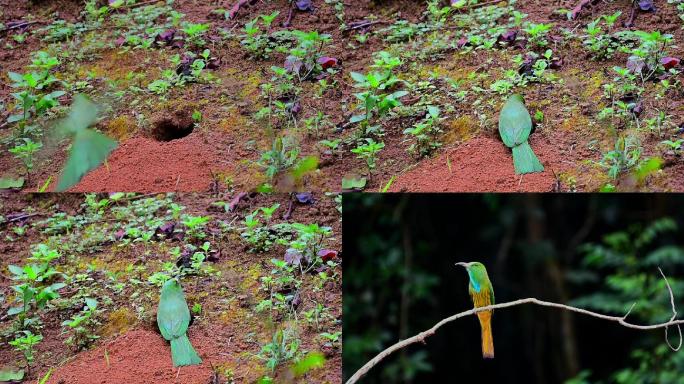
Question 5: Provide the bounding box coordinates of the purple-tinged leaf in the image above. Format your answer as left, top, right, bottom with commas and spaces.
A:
550, 57, 564, 69
295, 0, 313, 11
156, 222, 176, 239
288, 101, 302, 116
661, 57, 680, 70
637, 0, 656, 11
156, 29, 176, 44
317, 56, 338, 70
456, 37, 468, 49
627, 56, 646, 74
285, 56, 304, 74
318, 249, 338, 262
499, 30, 517, 43
285, 248, 303, 266
114, 229, 125, 241
295, 192, 314, 204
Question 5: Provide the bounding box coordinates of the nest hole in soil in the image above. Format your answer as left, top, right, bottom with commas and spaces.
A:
151, 110, 195, 141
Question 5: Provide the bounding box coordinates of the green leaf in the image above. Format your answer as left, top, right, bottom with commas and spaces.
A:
0, 367, 24, 381
342, 176, 367, 190
0, 177, 24, 189
633, 157, 662, 184
38, 368, 53, 384
498, 94, 532, 148
56, 129, 117, 192
290, 352, 326, 377
350, 72, 367, 84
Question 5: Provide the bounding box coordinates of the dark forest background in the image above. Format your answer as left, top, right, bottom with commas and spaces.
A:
343, 194, 684, 384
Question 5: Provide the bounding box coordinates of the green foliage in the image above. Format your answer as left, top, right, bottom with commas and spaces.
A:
7, 256, 66, 327
257, 326, 301, 373
241, 12, 281, 59
61, 298, 101, 350
241, 206, 292, 253
7, 51, 65, 136
290, 352, 326, 377
403, 106, 442, 157
258, 136, 317, 183
351, 138, 385, 173
181, 22, 209, 47
567, 218, 684, 384
597, 135, 643, 180
522, 22, 552, 47
9, 138, 42, 178
582, 12, 624, 60
9, 330, 43, 367
350, 52, 408, 135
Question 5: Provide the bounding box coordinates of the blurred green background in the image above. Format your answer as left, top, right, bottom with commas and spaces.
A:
343, 194, 684, 384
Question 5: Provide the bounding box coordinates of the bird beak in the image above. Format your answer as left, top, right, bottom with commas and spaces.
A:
455, 262, 470, 268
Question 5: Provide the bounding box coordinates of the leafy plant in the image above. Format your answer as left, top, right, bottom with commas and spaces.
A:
241, 12, 281, 59
349, 52, 408, 135
403, 106, 442, 157
257, 327, 301, 373
522, 22, 552, 47
61, 298, 100, 350
182, 22, 209, 47
9, 138, 42, 179
9, 330, 43, 370
597, 135, 642, 180
351, 138, 385, 173
8, 262, 66, 324
6, 51, 65, 136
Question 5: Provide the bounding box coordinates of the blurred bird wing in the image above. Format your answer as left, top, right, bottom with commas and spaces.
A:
56, 129, 117, 192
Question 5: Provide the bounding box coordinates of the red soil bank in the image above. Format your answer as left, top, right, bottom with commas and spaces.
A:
68, 134, 223, 193
391, 135, 566, 192
49, 328, 215, 384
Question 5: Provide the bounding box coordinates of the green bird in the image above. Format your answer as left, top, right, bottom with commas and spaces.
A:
455, 262, 495, 358
157, 279, 202, 367
498, 94, 544, 174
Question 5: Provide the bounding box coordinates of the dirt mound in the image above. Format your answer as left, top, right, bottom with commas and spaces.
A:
390, 135, 565, 192
67, 134, 223, 192
49, 328, 215, 384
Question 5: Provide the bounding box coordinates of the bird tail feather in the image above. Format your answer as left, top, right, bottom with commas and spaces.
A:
512, 141, 544, 175
477, 311, 495, 359
170, 334, 202, 367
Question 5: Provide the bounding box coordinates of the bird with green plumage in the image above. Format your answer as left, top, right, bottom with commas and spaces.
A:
455, 261, 495, 359
498, 94, 544, 174
157, 279, 202, 367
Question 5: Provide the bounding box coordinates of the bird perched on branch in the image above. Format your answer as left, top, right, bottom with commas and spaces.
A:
157, 279, 202, 367
455, 261, 495, 358
498, 94, 544, 174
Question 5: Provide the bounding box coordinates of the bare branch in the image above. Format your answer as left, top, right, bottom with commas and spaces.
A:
346, 270, 683, 384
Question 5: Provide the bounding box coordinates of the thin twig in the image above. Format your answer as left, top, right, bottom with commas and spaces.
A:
121, 0, 162, 9
456, 0, 508, 11
346, 269, 683, 384
0, 20, 42, 34
343, 20, 389, 32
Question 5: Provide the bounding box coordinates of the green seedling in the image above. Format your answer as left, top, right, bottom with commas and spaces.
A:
351, 138, 385, 173
62, 298, 100, 349
9, 330, 43, 371
9, 138, 42, 179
